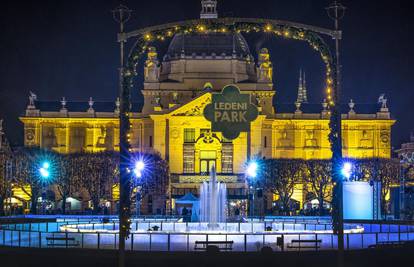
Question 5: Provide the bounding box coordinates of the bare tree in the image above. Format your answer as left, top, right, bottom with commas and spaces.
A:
13, 147, 56, 214
130, 152, 169, 215
0, 147, 12, 216
354, 158, 400, 215
304, 160, 333, 215
73, 152, 118, 214
376, 159, 400, 215
260, 159, 305, 215
54, 154, 76, 214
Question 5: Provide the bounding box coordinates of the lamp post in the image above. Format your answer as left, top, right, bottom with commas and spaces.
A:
399, 161, 407, 219
341, 162, 353, 180
134, 160, 145, 217
326, 2, 346, 265
399, 153, 414, 219
112, 5, 132, 267
39, 161, 51, 214
246, 161, 258, 218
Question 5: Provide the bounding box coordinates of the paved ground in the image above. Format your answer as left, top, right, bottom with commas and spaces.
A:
1, 246, 414, 267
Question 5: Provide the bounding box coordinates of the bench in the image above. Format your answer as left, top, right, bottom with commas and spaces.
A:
194, 241, 234, 251
287, 239, 321, 250
368, 241, 406, 249
46, 236, 80, 247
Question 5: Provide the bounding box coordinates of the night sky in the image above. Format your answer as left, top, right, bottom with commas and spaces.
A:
0, 0, 413, 150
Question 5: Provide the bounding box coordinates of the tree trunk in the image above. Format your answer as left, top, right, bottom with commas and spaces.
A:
319, 197, 325, 216
29, 185, 40, 215
30, 193, 38, 214
61, 195, 67, 215
381, 193, 387, 217
0, 196, 4, 216
282, 197, 290, 216
92, 197, 100, 214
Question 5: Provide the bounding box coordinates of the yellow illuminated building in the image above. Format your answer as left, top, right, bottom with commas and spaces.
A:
19, 31, 394, 214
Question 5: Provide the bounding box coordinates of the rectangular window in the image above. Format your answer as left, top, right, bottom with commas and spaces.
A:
264, 136, 267, 148
183, 144, 195, 173
149, 136, 153, 148
221, 144, 233, 174
70, 127, 86, 153
184, 128, 195, 143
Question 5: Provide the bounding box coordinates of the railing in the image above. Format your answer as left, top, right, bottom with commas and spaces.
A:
2, 219, 414, 234
1, 229, 414, 251
1, 216, 414, 252
1, 220, 337, 233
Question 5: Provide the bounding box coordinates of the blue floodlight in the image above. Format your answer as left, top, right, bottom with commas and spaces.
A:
341, 162, 353, 179
39, 161, 51, 179
246, 161, 258, 178
42, 162, 50, 169
134, 160, 145, 178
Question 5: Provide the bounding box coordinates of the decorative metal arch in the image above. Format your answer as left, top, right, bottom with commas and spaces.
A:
120, 18, 339, 107
117, 17, 342, 238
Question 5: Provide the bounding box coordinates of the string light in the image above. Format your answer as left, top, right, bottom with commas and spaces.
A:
197, 25, 206, 32
144, 33, 152, 41
128, 22, 335, 110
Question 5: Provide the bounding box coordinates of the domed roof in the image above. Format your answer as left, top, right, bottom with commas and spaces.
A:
165, 32, 251, 60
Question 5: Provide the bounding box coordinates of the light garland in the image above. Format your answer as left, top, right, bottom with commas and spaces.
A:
129, 21, 335, 107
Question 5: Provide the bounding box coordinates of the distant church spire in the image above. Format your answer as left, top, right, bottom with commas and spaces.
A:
296, 69, 308, 103
302, 71, 308, 103
200, 0, 218, 19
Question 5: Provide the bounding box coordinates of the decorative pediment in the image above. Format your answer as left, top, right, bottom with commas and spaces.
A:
169, 93, 212, 117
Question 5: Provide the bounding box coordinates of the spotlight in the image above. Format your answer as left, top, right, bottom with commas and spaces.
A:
246, 161, 258, 178
341, 162, 353, 179
134, 160, 145, 177
39, 161, 50, 179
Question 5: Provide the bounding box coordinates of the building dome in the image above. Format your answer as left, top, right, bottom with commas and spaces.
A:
165, 32, 251, 60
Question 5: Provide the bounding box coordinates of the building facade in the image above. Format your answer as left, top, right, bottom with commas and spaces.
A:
19, 1, 395, 214
396, 133, 414, 162
19, 30, 395, 214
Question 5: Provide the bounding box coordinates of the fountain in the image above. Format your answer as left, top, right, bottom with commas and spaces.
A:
199, 165, 227, 227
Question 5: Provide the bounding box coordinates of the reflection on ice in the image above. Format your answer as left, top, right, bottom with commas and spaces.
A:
59, 221, 364, 234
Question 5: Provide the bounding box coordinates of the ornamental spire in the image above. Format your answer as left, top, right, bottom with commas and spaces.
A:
200, 0, 218, 19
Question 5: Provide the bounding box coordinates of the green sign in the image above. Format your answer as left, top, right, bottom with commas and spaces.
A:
204, 85, 259, 140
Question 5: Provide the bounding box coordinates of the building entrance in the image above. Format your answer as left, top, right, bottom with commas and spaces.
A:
200, 151, 216, 174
